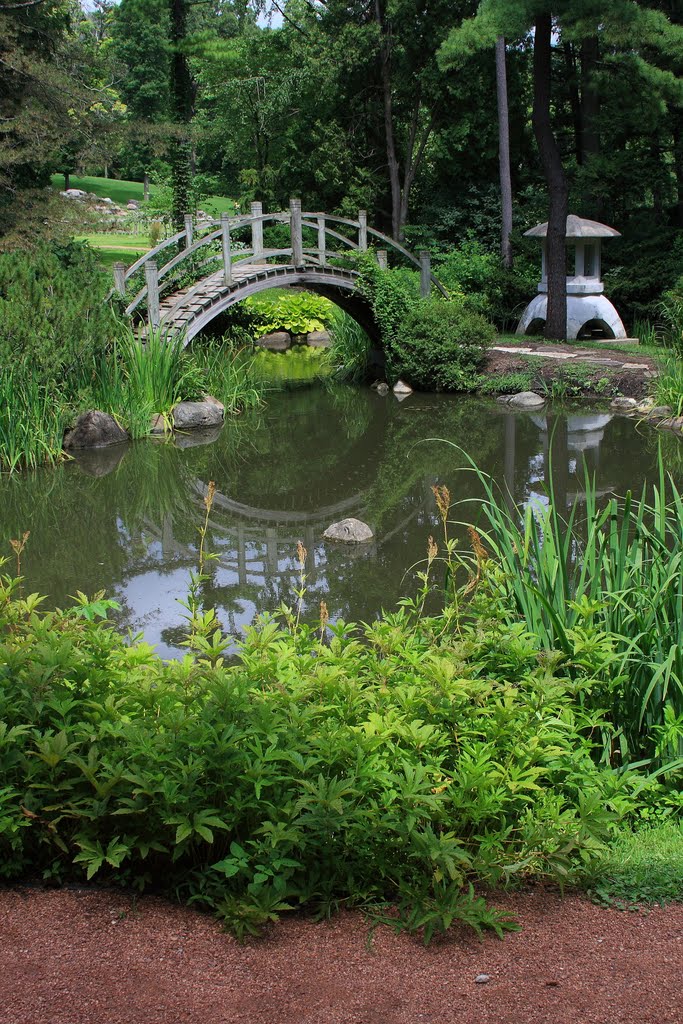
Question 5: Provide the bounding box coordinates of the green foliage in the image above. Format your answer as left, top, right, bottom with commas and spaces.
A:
433, 239, 537, 332
0, 371, 68, 473
583, 821, 683, 909
355, 254, 494, 389
449, 445, 683, 765
385, 298, 494, 391
0, 561, 638, 941
0, 242, 118, 389
246, 292, 334, 338
190, 334, 266, 413
327, 309, 372, 383
476, 369, 535, 395
650, 354, 683, 417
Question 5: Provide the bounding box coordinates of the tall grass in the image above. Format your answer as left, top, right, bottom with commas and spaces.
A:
651, 353, 683, 415
0, 370, 67, 473
327, 308, 371, 381
194, 336, 266, 413
449, 445, 683, 765
83, 327, 206, 438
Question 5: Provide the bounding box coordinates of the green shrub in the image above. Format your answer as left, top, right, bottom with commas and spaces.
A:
246, 292, 334, 337
0, 565, 636, 942
385, 298, 494, 390
0, 241, 119, 389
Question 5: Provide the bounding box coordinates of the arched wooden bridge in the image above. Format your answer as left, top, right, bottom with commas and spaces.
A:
111, 200, 446, 343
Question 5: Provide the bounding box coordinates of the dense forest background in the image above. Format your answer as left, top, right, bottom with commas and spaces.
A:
1, 0, 682, 320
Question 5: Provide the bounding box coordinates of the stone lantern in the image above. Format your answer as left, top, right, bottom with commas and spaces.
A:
516, 214, 627, 340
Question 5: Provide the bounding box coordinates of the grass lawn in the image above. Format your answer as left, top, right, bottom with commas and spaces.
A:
75, 233, 149, 270
585, 820, 683, 908
52, 174, 236, 217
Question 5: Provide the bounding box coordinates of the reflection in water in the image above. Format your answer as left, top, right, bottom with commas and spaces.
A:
0, 389, 676, 658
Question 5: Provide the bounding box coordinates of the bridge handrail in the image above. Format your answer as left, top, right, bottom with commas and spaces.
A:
114, 204, 446, 320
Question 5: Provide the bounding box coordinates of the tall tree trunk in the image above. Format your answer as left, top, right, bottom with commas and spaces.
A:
532, 14, 568, 341
580, 35, 600, 163
374, 0, 433, 241
563, 42, 583, 165
376, 0, 401, 239
495, 36, 513, 269
672, 121, 683, 228
169, 0, 194, 231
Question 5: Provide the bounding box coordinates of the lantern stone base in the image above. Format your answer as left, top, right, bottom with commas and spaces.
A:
516, 293, 627, 340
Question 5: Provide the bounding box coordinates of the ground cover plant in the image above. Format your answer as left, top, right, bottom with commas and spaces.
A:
584, 820, 683, 909
0, 538, 648, 944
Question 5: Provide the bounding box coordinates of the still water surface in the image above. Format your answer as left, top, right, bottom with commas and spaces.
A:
0, 389, 674, 658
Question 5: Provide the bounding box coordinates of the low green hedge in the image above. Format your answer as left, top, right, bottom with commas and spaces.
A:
0, 567, 641, 941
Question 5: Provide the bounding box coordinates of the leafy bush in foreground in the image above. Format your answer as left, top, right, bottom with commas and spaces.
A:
0, 567, 638, 942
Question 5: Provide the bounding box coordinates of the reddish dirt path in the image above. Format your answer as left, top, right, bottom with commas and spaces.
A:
1, 887, 681, 1024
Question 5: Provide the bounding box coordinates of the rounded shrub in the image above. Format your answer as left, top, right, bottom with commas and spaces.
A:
385, 297, 494, 391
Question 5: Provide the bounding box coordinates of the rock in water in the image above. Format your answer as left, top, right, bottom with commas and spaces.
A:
508, 391, 546, 409
307, 330, 331, 348
610, 396, 638, 410
323, 518, 374, 543
172, 401, 224, 430
63, 410, 129, 450
393, 379, 413, 395
376, 383, 390, 396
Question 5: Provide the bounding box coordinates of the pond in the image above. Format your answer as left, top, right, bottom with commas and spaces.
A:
0, 388, 676, 658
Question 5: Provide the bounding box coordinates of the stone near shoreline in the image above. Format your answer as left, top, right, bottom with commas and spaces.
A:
506, 391, 546, 410
63, 410, 129, 450
610, 396, 638, 411
257, 331, 291, 351
172, 399, 224, 431
323, 518, 374, 543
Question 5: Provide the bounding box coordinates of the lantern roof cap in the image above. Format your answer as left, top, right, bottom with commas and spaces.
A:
524, 215, 621, 239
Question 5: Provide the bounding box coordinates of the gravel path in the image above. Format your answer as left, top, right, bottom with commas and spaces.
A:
1, 887, 681, 1024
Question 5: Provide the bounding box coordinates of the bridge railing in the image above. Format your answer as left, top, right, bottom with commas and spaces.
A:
112, 200, 446, 325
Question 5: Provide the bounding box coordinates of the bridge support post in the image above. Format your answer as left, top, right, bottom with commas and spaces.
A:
419, 251, 432, 298
144, 260, 160, 329
290, 198, 303, 265
184, 214, 193, 249
317, 216, 326, 267
113, 261, 126, 296
377, 249, 388, 271
221, 213, 233, 286
358, 210, 368, 251
250, 202, 263, 257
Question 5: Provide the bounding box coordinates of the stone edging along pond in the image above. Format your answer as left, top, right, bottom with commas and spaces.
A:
62, 386, 683, 462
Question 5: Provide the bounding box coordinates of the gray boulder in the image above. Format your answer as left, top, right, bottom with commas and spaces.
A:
323, 518, 374, 543
376, 382, 390, 396
508, 391, 546, 410
203, 394, 225, 415
307, 330, 331, 348
610, 396, 638, 411
172, 400, 224, 430
647, 406, 672, 420
64, 410, 129, 450
257, 331, 291, 352
393, 379, 413, 395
